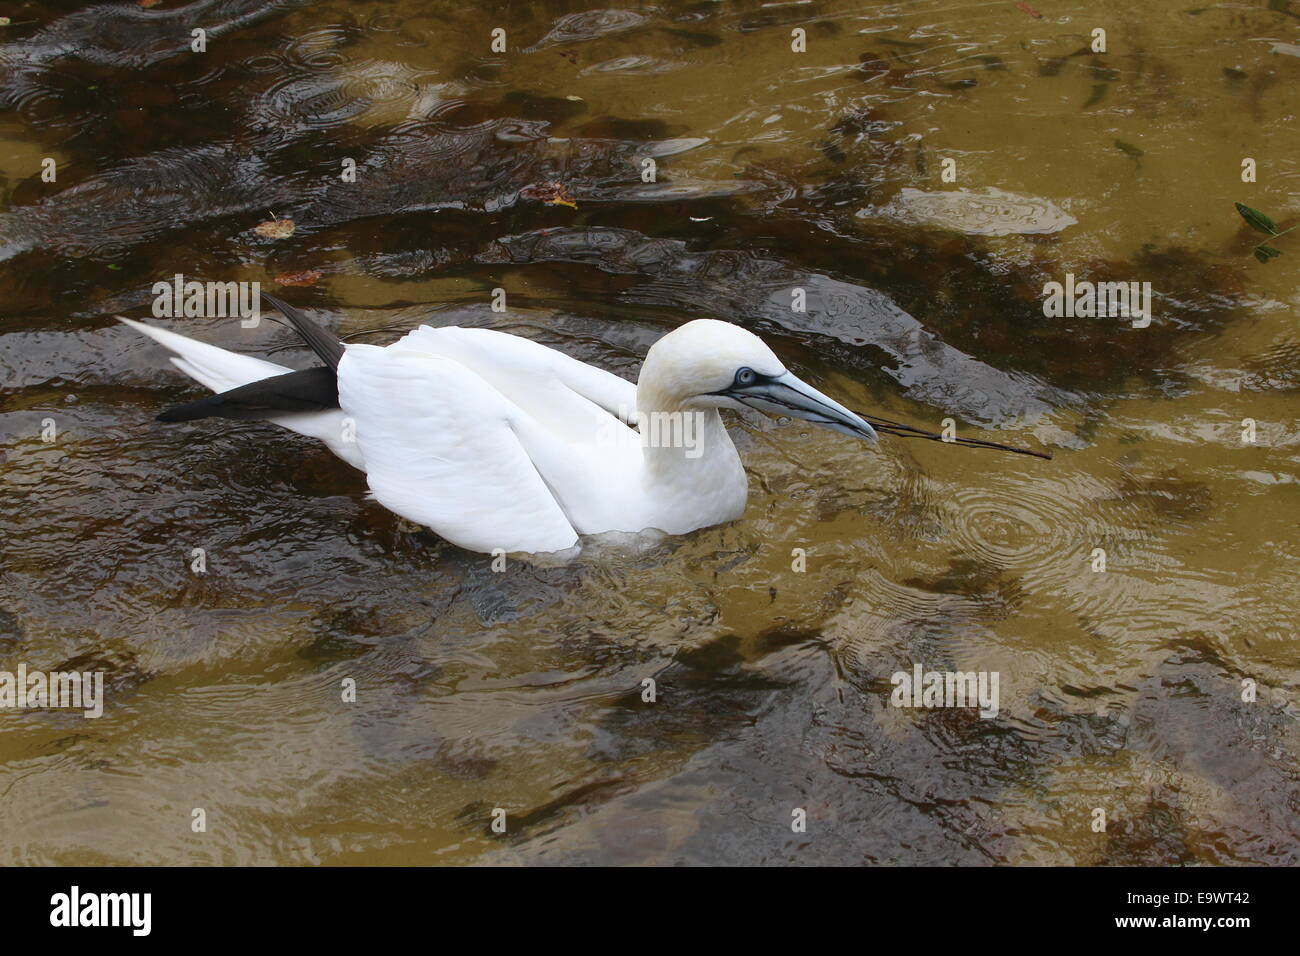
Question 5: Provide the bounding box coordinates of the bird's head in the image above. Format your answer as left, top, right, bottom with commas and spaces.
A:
639, 319, 878, 443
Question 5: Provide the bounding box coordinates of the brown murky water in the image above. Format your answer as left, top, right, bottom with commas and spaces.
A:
0, 0, 1297, 865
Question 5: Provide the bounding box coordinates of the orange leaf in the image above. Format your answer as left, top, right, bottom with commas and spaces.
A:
273, 270, 322, 287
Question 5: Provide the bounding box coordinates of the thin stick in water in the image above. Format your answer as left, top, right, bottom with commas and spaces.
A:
863, 416, 1053, 460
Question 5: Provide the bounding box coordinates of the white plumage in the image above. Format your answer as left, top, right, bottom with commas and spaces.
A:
121, 314, 879, 554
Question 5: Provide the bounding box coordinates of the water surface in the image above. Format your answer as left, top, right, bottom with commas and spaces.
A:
0, 0, 1297, 865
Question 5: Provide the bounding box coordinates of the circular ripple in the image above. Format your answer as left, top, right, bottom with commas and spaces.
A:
946, 485, 1064, 568
287, 26, 351, 72
942, 470, 1162, 626
528, 10, 648, 50
252, 73, 370, 134
244, 53, 289, 74
943, 473, 1137, 572
12, 66, 102, 132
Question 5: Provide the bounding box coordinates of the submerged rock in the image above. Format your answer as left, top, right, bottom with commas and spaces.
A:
867, 187, 1078, 237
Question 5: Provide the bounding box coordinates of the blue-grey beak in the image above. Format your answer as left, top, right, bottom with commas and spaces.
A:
728, 371, 878, 443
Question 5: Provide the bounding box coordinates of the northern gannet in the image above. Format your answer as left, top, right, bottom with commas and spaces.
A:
121, 296, 1043, 554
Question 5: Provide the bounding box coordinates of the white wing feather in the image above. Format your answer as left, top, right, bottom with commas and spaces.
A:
337, 344, 580, 554
384, 326, 650, 533
389, 325, 639, 435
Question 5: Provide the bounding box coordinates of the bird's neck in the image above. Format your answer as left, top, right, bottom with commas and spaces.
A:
634, 385, 749, 531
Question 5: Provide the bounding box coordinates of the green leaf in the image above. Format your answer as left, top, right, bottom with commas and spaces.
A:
1235, 202, 1277, 235
1254, 245, 1282, 263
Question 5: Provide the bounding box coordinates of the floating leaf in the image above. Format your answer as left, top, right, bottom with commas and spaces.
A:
522, 181, 578, 209
0, 17, 10, 27
1253, 245, 1282, 263
1235, 202, 1277, 235
274, 269, 322, 287
253, 217, 295, 239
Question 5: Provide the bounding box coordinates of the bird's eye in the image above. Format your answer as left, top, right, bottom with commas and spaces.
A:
735, 367, 757, 386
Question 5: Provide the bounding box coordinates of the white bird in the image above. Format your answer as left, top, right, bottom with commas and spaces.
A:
120, 297, 887, 554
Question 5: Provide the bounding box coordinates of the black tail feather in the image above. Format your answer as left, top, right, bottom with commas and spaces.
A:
157, 366, 339, 422
261, 292, 344, 369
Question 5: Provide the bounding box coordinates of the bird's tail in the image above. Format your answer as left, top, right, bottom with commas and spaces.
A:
260, 293, 344, 369
118, 301, 362, 468
118, 315, 291, 394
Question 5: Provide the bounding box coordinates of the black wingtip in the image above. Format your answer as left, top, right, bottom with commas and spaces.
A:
154, 367, 340, 423
261, 292, 344, 370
